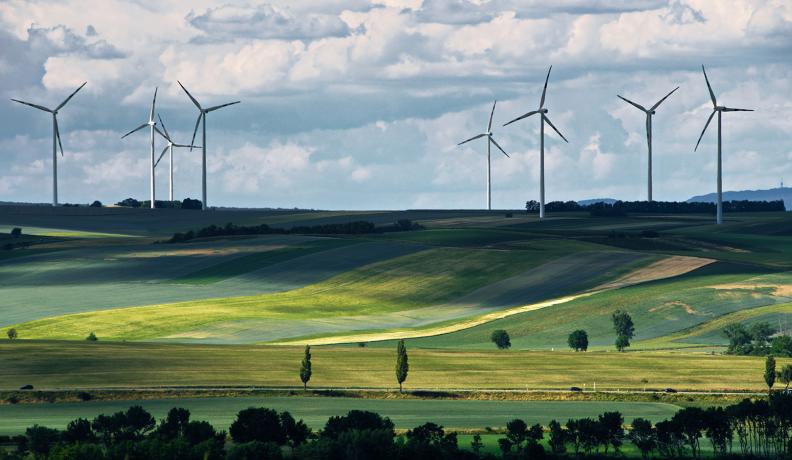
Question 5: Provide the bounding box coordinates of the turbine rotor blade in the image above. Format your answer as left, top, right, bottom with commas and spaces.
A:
487, 100, 497, 132
174, 143, 201, 149
205, 101, 240, 112
503, 110, 540, 126
149, 87, 158, 123
542, 115, 568, 143
178, 81, 202, 110
617, 95, 647, 112
121, 123, 149, 139
721, 107, 754, 112
190, 113, 202, 151
694, 110, 716, 151
540, 65, 552, 108
489, 136, 509, 157
54, 116, 64, 156
155, 145, 168, 168
153, 125, 168, 140
650, 86, 679, 111
157, 114, 171, 140
457, 133, 486, 146
55, 82, 87, 111
702, 65, 717, 108
11, 99, 53, 113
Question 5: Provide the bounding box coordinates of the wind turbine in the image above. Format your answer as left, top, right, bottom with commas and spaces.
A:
457, 100, 510, 210
617, 85, 679, 202
122, 88, 165, 209
503, 66, 568, 219
154, 114, 200, 202
177, 81, 240, 211
694, 65, 753, 225
10, 82, 87, 206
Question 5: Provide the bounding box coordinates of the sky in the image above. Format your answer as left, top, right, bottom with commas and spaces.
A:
0, 0, 790, 210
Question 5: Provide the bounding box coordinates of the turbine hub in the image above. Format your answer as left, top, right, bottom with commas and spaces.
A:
541, 108, 548, 114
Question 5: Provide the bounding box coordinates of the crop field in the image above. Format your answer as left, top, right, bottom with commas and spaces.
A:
1, 341, 788, 392
0, 396, 680, 435
1, 205, 791, 404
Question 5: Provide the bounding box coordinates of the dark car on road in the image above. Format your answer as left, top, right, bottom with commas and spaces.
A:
569, 386, 583, 392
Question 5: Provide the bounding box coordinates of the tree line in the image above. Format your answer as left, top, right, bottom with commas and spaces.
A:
525, 199, 786, 215
166, 219, 423, 243
115, 198, 203, 209
725, 321, 792, 357
5, 394, 792, 460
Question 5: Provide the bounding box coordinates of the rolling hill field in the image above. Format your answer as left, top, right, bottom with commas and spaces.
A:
0, 205, 791, 433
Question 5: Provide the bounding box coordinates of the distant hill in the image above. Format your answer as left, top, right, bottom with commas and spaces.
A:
577, 198, 617, 206
687, 187, 791, 210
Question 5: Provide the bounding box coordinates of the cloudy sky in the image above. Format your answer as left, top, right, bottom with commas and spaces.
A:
0, 0, 790, 209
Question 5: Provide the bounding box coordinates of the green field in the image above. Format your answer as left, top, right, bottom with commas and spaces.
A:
0, 341, 787, 392
0, 396, 680, 435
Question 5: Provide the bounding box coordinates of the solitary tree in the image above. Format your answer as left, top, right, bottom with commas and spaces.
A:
6, 328, 17, 340
300, 345, 312, 391
779, 364, 792, 390
568, 330, 589, 351
490, 330, 511, 349
10, 227, 21, 238
612, 310, 635, 352
86, 332, 98, 341
396, 339, 409, 392
765, 355, 776, 395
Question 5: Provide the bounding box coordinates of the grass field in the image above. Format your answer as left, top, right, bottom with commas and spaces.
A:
5, 243, 651, 342
0, 396, 681, 435
0, 341, 787, 392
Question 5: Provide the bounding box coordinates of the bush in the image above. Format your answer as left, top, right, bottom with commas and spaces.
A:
86, 332, 97, 342
226, 441, 283, 460
10, 228, 21, 238
115, 198, 140, 208
6, 328, 17, 340
181, 198, 203, 210
490, 330, 511, 349
89, 200, 102, 208
229, 408, 286, 445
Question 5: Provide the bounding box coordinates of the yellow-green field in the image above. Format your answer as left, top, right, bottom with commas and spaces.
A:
0, 341, 787, 392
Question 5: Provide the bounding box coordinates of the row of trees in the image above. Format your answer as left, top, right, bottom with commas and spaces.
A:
489, 311, 635, 353
167, 219, 422, 243
726, 322, 792, 356
115, 198, 203, 209
299, 340, 410, 392
525, 199, 786, 215
7, 394, 792, 460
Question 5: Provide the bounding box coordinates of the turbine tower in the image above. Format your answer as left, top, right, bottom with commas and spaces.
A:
177, 81, 240, 211
122, 88, 165, 209
154, 114, 200, 202
10, 82, 87, 206
503, 66, 568, 219
457, 100, 510, 210
694, 65, 753, 225
617, 86, 679, 202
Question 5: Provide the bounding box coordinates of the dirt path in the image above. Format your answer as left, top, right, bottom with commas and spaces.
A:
274, 255, 714, 346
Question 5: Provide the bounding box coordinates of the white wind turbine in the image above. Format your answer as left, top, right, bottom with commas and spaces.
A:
503, 66, 568, 219
177, 81, 240, 211
11, 82, 87, 206
457, 100, 510, 210
617, 85, 679, 202
694, 65, 753, 225
154, 114, 200, 202
122, 88, 166, 209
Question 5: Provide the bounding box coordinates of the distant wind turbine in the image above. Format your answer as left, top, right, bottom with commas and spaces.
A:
694, 65, 753, 225
457, 100, 510, 210
503, 66, 568, 219
10, 82, 87, 206
154, 114, 200, 202
122, 88, 166, 209
177, 81, 240, 211
617, 85, 679, 202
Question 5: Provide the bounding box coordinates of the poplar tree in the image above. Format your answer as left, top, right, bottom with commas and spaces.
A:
300, 345, 312, 391
396, 339, 409, 392
765, 355, 776, 395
